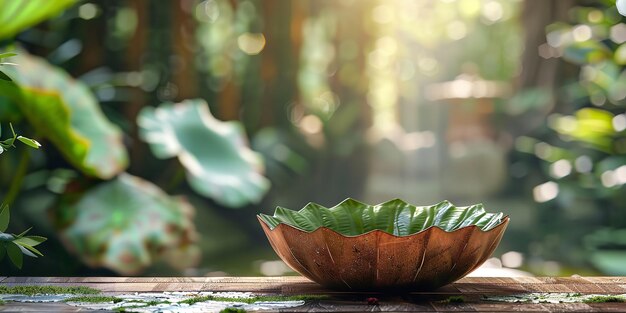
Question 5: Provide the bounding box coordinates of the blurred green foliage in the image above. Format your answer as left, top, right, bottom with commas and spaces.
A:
0, 0, 76, 41
514, 0, 626, 275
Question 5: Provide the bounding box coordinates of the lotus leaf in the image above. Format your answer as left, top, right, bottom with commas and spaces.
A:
56, 173, 198, 275
0, 0, 76, 41
259, 198, 505, 236
0, 51, 128, 179
138, 99, 270, 208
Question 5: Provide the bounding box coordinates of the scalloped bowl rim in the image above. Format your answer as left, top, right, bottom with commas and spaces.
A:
257, 198, 508, 238
257, 215, 510, 238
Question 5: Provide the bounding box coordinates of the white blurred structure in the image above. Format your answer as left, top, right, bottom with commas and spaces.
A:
468, 257, 533, 277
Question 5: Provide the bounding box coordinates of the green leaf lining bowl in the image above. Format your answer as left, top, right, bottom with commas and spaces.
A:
258, 198, 509, 290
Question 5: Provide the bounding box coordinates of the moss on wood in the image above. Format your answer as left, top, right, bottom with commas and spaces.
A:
220, 308, 246, 313
64, 296, 122, 303
583, 295, 626, 303
441, 296, 465, 303
180, 294, 328, 305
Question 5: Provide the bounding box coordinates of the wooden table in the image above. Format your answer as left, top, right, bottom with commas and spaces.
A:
1, 276, 626, 312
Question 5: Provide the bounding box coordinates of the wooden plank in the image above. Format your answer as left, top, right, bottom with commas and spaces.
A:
454, 283, 528, 294
521, 283, 574, 293
0, 302, 92, 312
586, 303, 626, 312
430, 302, 477, 312
541, 303, 596, 312
581, 277, 626, 284
5, 277, 626, 294
566, 283, 613, 294
456, 277, 520, 284
3, 277, 626, 312
1, 276, 310, 284
596, 284, 626, 293
470, 302, 550, 312
2, 282, 212, 293
288, 300, 436, 312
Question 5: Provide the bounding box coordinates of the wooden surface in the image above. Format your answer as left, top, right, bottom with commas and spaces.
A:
1, 276, 626, 312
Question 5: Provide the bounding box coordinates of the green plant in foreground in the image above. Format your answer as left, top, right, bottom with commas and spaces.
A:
0, 202, 46, 269
0, 285, 99, 295
0, 123, 40, 154
0, 122, 45, 269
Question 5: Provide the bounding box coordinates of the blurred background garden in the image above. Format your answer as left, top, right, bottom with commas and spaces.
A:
1, 0, 626, 277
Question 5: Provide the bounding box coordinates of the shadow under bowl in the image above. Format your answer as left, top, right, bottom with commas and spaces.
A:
258, 216, 509, 291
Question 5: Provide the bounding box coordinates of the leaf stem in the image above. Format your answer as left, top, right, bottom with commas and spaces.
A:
4, 148, 30, 206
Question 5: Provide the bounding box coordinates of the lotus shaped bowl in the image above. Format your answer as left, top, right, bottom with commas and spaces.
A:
258, 198, 509, 290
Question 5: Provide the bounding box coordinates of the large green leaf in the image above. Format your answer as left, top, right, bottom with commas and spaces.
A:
0, 0, 77, 41
138, 99, 270, 208
259, 198, 505, 236
0, 51, 128, 179
55, 173, 199, 275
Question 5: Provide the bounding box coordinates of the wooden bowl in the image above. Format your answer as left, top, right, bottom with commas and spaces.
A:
258, 199, 509, 290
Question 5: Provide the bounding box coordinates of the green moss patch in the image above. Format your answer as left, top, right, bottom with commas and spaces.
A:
179, 295, 212, 305
0, 285, 100, 295
64, 296, 122, 303
440, 296, 465, 303
220, 308, 247, 313
180, 294, 328, 305
109, 300, 171, 312
143, 300, 170, 306
115, 305, 144, 312
583, 295, 626, 303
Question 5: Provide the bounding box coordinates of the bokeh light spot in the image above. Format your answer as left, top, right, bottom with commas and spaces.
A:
79, 3, 99, 20
237, 33, 266, 55
533, 181, 559, 203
